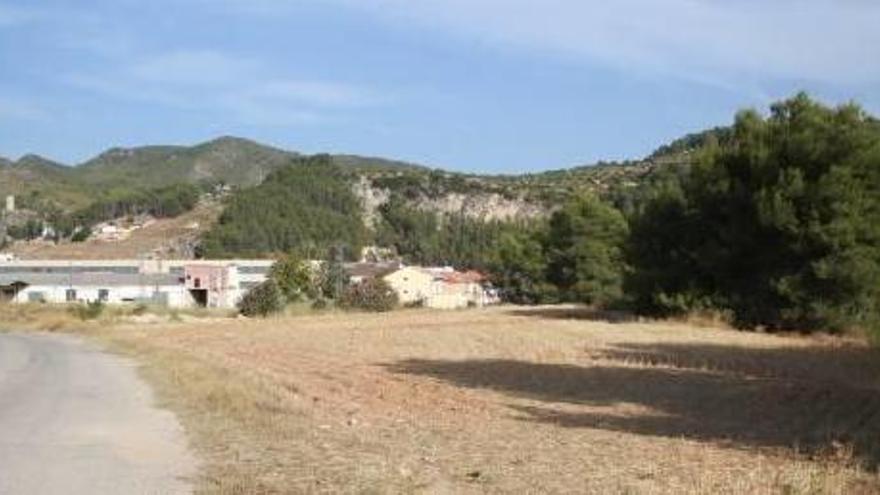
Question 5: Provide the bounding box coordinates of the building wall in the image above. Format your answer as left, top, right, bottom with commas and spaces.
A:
423, 282, 484, 309
383, 267, 495, 309
383, 267, 436, 304
0, 259, 274, 309
424, 293, 469, 310
14, 284, 193, 307
184, 264, 242, 308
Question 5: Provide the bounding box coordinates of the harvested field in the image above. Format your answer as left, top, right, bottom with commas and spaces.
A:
6, 305, 880, 493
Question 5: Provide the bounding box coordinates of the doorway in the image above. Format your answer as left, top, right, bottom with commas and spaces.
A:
190, 289, 208, 307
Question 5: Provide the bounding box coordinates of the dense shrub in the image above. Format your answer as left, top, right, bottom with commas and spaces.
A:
269, 256, 313, 302
339, 278, 398, 312
70, 227, 91, 243
238, 280, 283, 317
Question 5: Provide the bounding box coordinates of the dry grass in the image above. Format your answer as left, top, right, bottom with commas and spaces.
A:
2, 304, 879, 494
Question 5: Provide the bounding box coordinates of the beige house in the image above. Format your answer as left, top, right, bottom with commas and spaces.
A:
382, 266, 436, 305
383, 266, 496, 309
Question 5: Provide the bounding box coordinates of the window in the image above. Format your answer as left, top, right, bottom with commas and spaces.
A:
27, 292, 45, 303
98, 289, 109, 302
65, 289, 77, 302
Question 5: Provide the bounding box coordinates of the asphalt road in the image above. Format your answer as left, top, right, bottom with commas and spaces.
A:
0, 332, 195, 494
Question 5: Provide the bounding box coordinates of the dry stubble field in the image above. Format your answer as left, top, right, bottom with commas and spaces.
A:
4, 304, 880, 494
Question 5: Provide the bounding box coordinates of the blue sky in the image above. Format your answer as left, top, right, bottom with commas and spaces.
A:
1, 0, 878, 173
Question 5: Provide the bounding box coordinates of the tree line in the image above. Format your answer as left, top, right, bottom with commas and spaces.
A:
203, 94, 880, 338
388, 94, 880, 338
627, 93, 880, 335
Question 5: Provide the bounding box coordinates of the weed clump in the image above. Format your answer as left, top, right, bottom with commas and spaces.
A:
71, 300, 105, 321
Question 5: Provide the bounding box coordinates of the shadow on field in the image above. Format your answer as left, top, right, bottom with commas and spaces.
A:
505, 306, 638, 323
385, 343, 880, 468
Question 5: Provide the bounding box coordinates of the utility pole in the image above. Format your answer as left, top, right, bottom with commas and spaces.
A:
335, 243, 345, 300
0, 204, 7, 249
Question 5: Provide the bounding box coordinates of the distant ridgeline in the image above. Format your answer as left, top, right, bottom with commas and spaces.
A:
0, 133, 683, 261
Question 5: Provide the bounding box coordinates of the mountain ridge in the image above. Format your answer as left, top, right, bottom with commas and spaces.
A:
0, 134, 696, 219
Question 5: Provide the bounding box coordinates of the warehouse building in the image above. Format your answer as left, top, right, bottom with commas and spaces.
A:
0, 259, 273, 309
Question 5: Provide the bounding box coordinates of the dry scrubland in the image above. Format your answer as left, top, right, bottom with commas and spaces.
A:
2, 304, 880, 494
8, 200, 221, 260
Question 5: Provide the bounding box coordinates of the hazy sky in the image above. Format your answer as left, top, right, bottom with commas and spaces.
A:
1, 0, 878, 172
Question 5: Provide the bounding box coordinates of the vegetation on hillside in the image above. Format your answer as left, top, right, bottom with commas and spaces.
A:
75, 137, 295, 190
199, 155, 368, 259
46, 184, 200, 240
649, 126, 733, 159
0, 137, 429, 220
375, 195, 531, 269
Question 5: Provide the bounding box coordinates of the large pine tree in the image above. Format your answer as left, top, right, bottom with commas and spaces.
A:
628, 94, 880, 334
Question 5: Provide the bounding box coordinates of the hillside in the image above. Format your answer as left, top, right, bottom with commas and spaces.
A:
1, 133, 697, 261
9, 199, 222, 260
0, 137, 437, 213
0, 154, 93, 210
75, 137, 297, 189
1, 135, 691, 215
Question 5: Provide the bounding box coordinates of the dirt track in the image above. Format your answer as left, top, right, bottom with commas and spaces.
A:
0, 332, 195, 495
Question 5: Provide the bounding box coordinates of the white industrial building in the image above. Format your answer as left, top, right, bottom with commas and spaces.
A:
0, 259, 273, 309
